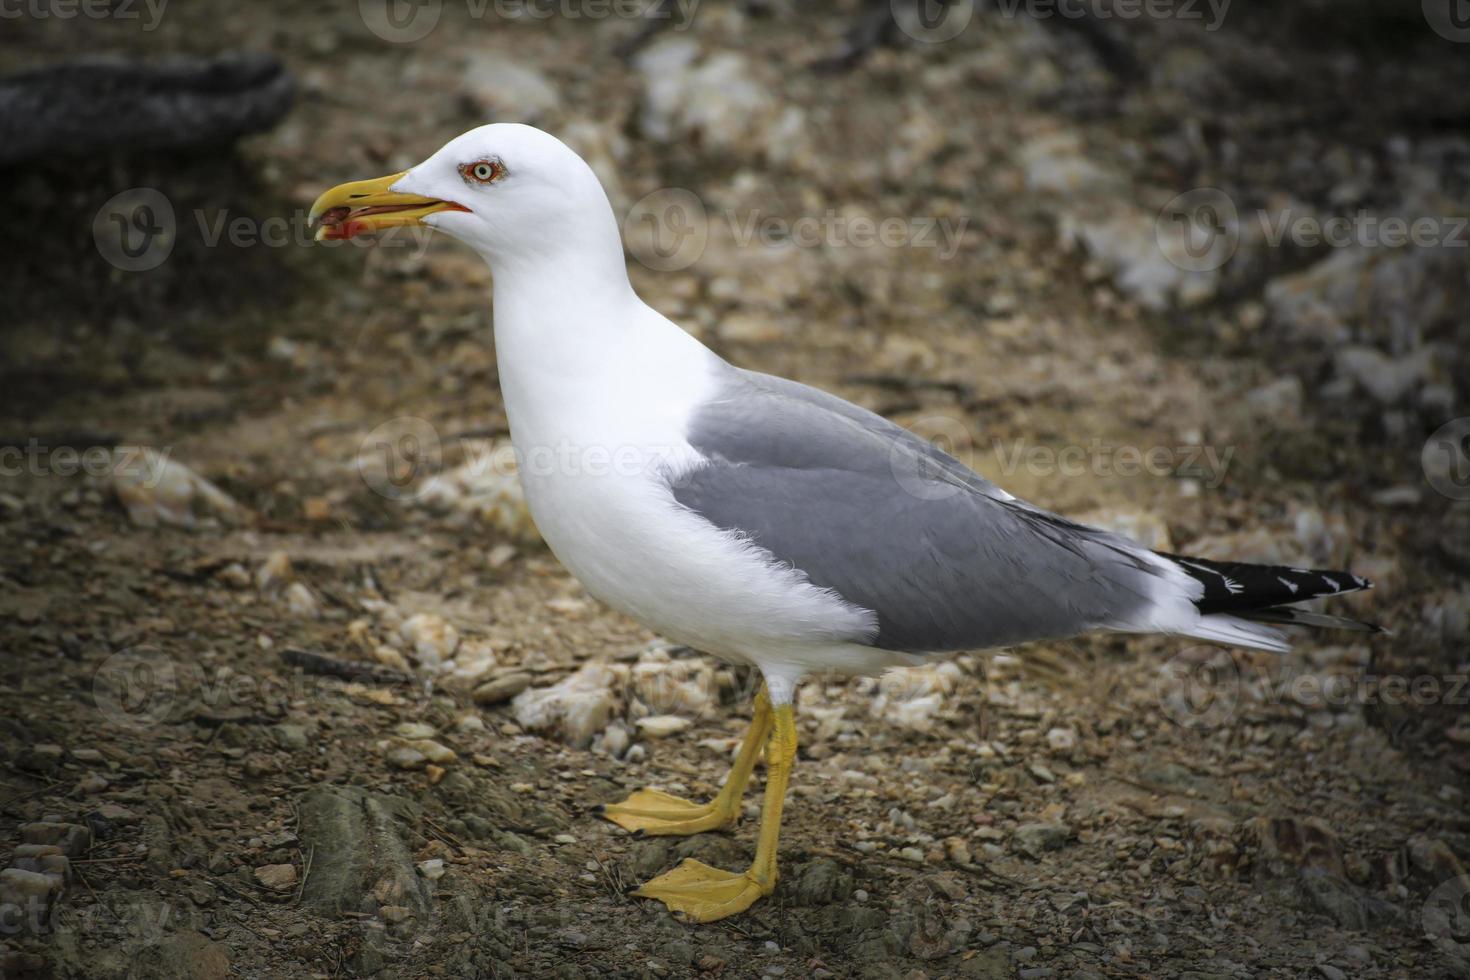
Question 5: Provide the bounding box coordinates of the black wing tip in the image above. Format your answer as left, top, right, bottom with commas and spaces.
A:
1164, 552, 1379, 615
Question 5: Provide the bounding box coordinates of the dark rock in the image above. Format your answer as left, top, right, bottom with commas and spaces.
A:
787, 858, 855, 906
1012, 822, 1071, 858
1298, 868, 1403, 930
1244, 815, 1344, 878
19, 822, 91, 856
133, 932, 231, 980
0, 54, 294, 166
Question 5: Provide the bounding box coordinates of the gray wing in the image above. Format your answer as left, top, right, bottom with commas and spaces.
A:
671, 367, 1170, 653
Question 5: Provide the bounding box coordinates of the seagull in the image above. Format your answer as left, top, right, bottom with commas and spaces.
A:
310, 124, 1380, 923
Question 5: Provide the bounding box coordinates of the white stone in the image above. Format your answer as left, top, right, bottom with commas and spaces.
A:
512, 661, 624, 748
399, 613, 460, 668
1046, 727, 1078, 753
636, 715, 692, 739
462, 55, 560, 121
634, 41, 783, 160
255, 550, 292, 591
110, 448, 241, 528
284, 582, 319, 618
631, 652, 717, 718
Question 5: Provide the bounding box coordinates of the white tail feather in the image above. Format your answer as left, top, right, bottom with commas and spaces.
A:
1182, 614, 1291, 654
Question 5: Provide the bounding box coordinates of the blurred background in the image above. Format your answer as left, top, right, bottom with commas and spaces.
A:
2, 1, 1469, 977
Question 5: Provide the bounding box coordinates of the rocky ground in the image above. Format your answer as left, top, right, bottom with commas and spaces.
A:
2, 1, 1469, 977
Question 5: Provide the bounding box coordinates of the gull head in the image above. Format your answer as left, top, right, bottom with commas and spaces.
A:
309, 123, 615, 266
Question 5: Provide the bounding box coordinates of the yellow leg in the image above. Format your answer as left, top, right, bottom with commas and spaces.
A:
598, 687, 773, 836
630, 699, 797, 922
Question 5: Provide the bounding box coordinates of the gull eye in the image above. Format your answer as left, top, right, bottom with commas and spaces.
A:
463, 160, 502, 184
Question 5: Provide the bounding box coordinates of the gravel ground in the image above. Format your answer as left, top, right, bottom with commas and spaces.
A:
2, 2, 1468, 978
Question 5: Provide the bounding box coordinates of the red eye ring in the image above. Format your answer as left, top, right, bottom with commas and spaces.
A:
461, 160, 503, 183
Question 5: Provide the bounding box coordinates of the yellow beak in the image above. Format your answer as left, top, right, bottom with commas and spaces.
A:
308, 171, 468, 241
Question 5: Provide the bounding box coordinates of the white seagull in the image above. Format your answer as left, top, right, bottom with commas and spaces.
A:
310, 124, 1379, 923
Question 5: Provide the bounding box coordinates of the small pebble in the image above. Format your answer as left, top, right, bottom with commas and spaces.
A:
254, 863, 297, 891
386, 745, 428, 770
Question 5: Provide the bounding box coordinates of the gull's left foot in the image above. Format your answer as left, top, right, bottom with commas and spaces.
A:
597, 788, 737, 836
630, 858, 771, 923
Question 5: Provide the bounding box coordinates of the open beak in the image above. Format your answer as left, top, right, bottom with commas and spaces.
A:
308, 171, 469, 241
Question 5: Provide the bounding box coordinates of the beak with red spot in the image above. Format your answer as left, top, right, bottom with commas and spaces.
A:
309, 171, 469, 241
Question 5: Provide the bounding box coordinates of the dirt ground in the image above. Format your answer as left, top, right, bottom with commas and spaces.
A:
2, 2, 1469, 978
